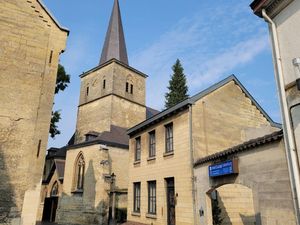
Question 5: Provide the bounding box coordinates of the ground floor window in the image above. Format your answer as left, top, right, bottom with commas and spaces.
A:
148, 181, 156, 214
133, 182, 141, 212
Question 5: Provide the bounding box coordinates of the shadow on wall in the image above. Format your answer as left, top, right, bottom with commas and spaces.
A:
54, 159, 109, 225
0, 145, 18, 223
240, 213, 262, 225
212, 184, 257, 225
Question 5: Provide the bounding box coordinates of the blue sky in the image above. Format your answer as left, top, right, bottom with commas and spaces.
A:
44, 0, 281, 148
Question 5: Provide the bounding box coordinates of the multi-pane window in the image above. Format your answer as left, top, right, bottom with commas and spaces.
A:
135, 137, 141, 161
149, 131, 156, 157
133, 182, 141, 213
165, 123, 174, 153
148, 181, 156, 214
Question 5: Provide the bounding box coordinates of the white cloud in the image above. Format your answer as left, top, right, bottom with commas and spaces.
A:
130, 1, 270, 110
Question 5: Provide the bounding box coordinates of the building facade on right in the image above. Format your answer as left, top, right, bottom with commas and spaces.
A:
250, 0, 300, 222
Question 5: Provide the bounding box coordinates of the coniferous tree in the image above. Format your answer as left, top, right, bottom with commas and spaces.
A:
165, 59, 189, 108
49, 64, 70, 138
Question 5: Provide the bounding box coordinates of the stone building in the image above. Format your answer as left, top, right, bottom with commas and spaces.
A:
251, 0, 300, 221
125, 75, 281, 225
194, 130, 296, 225
43, 1, 158, 224
0, 1, 68, 225
38, 147, 67, 222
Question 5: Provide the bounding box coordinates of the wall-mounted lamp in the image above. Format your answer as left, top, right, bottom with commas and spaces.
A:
292, 58, 300, 90
100, 160, 109, 166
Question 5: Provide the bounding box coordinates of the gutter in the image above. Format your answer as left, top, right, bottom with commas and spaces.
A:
262, 8, 300, 224
189, 105, 197, 225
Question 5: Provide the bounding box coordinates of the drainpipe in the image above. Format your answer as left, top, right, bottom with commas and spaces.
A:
188, 104, 197, 225
262, 9, 300, 224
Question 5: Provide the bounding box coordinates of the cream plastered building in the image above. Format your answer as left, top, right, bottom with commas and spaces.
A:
251, 1, 300, 222
0, 1, 68, 225
47, 1, 158, 224
126, 75, 280, 225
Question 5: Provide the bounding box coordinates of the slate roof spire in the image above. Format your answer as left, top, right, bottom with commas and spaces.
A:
99, 0, 129, 65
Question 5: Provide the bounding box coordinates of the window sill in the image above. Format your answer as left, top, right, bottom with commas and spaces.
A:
146, 213, 157, 219
71, 190, 83, 195
147, 156, 156, 162
131, 211, 141, 217
133, 161, 141, 165
163, 151, 174, 157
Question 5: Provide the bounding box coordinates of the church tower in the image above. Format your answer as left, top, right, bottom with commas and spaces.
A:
75, 0, 147, 143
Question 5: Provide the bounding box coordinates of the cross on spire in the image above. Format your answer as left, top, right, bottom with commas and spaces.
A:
99, 0, 129, 65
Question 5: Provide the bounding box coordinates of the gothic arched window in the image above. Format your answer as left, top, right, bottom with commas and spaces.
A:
51, 182, 59, 197
74, 153, 85, 191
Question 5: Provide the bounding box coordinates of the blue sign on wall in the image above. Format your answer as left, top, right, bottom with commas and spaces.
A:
209, 160, 238, 177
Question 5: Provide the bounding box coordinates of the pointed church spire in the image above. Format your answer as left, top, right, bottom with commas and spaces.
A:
99, 0, 129, 65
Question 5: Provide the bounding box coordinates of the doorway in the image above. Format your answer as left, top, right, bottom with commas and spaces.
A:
166, 177, 175, 225
42, 197, 58, 222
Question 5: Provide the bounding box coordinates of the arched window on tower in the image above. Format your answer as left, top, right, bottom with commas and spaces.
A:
73, 153, 85, 191
51, 181, 59, 197
126, 75, 133, 94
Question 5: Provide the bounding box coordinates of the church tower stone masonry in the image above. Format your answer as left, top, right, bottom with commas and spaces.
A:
75, 0, 147, 144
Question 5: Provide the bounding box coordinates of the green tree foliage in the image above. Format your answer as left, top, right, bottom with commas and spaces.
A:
49, 64, 70, 138
49, 110, 61, 138
55, 64, 70, 94
165, 59, 189, 108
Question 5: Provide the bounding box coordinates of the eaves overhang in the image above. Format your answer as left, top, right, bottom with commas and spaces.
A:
37, 0, 70, 35
127, 74, 281, 137
127, 99, 192, 137
194, 130, 283, 167
250, 0, 294, 18
80, 58, 148, 79
66, 139, 129, 151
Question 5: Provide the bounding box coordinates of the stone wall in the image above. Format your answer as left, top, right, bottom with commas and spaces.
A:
56, 144, 129, 225
126, 79, 279, 225
127, 110, 195, 225
215, 184, 256, 225
192, 81, 278, 160
0, 1, 67, 224
194, 140, 296, 225
75, 61, 146, 143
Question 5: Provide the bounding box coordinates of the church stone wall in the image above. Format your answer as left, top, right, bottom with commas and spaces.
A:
79, 64, 114, 106
75, 61, 146, 143
192, 81, 278, 160
0, 1, 67, 224
111, 95, 146, 129
111, 62, 146, 106
75, 95, 113, 143
57, 144, 128, 225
